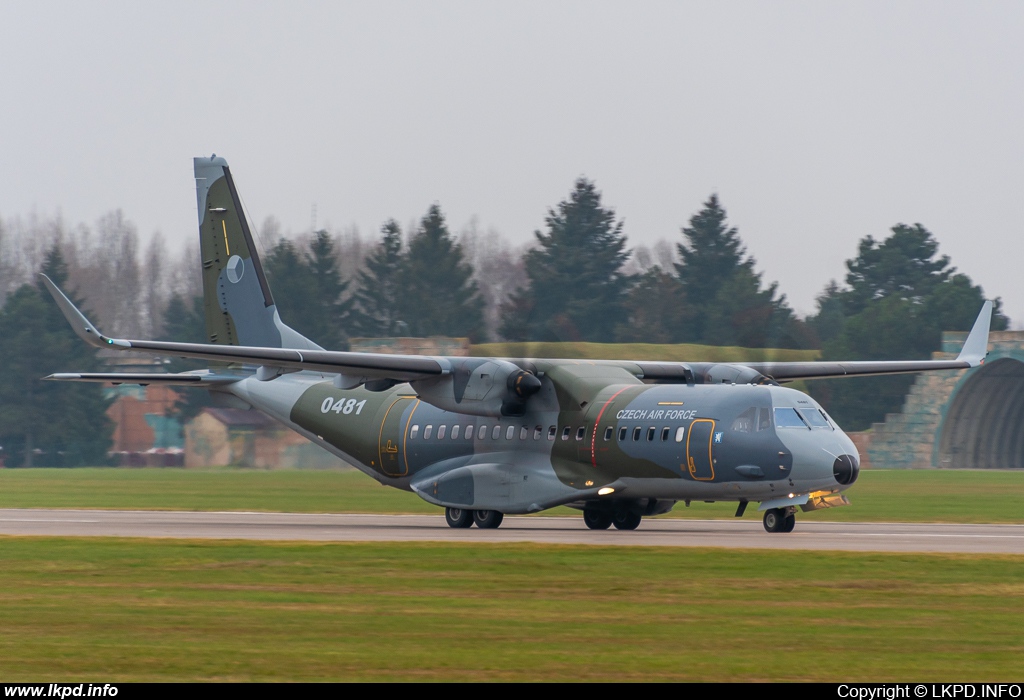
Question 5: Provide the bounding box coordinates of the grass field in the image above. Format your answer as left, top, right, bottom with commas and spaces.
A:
0, 468, 1021, 523
0, 537, 1021, 681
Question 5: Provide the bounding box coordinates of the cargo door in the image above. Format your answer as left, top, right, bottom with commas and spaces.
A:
378, 397, 416, 476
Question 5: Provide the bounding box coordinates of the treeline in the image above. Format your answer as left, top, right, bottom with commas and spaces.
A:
0, 178, 1008, 465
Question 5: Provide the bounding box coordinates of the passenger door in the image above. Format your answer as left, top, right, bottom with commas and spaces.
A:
686, 418, 716, 481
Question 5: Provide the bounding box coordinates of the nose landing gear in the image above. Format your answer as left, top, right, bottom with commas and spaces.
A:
763, 507, 796, 533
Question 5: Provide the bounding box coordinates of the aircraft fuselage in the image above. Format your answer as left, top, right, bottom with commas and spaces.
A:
229, 369, 859, 516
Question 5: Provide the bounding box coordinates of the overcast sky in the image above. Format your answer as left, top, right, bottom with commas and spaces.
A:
2, 1, 1022, 325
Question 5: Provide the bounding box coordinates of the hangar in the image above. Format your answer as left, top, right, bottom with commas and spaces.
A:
866, 331, 1024, 469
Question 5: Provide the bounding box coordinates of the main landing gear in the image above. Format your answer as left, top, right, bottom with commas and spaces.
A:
583, 506, 642, 531
762, 507, 796, 533
445, 507, 504, 529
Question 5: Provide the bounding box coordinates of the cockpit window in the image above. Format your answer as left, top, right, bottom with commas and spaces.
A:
731, 407, 756, 432
774, 407, 808, 429
732, 407, 773, 432
798, 408, 831, 429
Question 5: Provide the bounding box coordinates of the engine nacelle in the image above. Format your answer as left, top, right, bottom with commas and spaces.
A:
412, 358, 542, 418
689, 363, 774, 385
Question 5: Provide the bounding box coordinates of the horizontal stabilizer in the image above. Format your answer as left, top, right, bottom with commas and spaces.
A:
41, 273, 446, 383
45, 372, 241, 387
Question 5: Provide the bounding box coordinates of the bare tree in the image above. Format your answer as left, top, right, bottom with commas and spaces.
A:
459, 217, 527, 341
140, 232, 168, 338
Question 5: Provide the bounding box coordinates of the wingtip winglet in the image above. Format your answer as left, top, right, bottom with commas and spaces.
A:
956, 300, 993, 367
38, 274, 110, 349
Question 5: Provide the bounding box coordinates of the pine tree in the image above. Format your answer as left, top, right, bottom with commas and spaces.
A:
264, 232, 353, 349
0, 245, 113, 466
303, 230, 352, 349
159, 292, 212, 423
500, 178, 631, 342
400, 205, 484, 339
616, 269, 688, 343
350, 220, 404, 337
674, 194, 801, 347
808, 224, 1009, 430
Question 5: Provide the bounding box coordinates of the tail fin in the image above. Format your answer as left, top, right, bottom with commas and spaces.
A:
193, 156, 321, 350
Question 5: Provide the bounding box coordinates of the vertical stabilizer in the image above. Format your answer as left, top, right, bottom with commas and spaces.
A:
194, 156, 321, 350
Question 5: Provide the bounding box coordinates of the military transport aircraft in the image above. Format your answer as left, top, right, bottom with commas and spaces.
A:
41, 156, 993, 533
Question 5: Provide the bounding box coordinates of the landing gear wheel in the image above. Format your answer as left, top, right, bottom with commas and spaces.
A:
612, 510, 642, 531
782, 513, 796, 533
763, 508, 784, 533
445, 507, 474, 529
583, 509, 612, 530
473, 510, 504, 529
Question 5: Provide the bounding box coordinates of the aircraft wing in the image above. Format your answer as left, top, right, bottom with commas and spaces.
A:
42, 274, 992, 387
41, 274, 446, 383
639, 300, 992, 384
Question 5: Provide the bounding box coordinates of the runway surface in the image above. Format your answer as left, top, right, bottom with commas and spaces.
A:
0, 508, 1022, 553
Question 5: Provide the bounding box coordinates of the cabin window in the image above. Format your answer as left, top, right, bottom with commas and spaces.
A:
798, 408, 832, 429
478, 425, 488, 440
632, 427, 642, 441
410, 425, 420, 440
774, 407, 809, 429
604, 427, 613, 441
534, 425, 543, 440
492, 425, 502, 440
618, 427, 628, 441
520, 426, 529, 440
675, 426, 685, 442
646, 427, 656, 441
506, 425, 516, 440
661, 427, 670, 441
561, 426, 571, 440
576, 427, 586, 441
548, 426, 556, 440
451, 425, 460, 440
423, 425, 433, 440
437, 425, 446, 440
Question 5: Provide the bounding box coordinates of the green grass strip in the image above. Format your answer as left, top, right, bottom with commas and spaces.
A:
0, 468, 1021, 523
0, 537, 1020, 681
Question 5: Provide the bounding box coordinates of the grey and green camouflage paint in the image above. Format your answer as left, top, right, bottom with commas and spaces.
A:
61, 156, 1001, 531
194, 156, 320, 351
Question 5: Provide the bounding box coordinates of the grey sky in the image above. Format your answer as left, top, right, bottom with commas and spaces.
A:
2, 1, 1022, 324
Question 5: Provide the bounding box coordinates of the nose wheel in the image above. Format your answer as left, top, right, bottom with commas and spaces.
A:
763, 508, 796, 533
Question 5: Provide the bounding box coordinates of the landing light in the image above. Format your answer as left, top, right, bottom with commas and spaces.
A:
598, 487, 615, 496
788, 493, 795, 498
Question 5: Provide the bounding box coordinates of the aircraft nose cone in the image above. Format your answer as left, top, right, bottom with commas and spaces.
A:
833, 454, 860, 486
